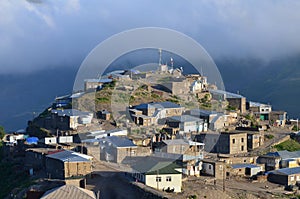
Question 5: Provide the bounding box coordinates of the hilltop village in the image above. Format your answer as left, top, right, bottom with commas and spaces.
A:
2, 63, 300, 199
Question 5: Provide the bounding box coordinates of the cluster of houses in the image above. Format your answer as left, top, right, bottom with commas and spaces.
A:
7, 65, 297, 197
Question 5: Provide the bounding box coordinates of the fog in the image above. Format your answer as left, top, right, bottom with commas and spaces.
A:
1, 0, 300, 74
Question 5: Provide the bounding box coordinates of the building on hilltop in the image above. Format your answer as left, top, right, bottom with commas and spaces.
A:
209, 89, 246, 113
129, 101, 184, 126
247, 101, 272, 121
50, 109, 93, 130
166, 115, 208, 133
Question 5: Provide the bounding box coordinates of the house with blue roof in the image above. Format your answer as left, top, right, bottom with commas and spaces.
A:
268, 167, 300, 185
257, 150, 300, 171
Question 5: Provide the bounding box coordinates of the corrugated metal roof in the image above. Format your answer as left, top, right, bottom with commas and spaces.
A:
169, 115, 203, 123
269, 167, 300, 176
209, 89, 244, 99
231, 164, 260, 169
162, 139, 189, 146
41, 185, 96, 199
46, 150, 92, 162
266, 150, 300, 160
101, 136, 137, 148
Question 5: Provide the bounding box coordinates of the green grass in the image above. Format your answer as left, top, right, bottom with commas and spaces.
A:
274, 139, 300, 152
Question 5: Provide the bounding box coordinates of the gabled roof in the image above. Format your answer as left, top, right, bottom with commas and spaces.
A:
41, 185, 96, 199
129, 156, 181, 175
151, 101, 182, 109
266, 150, 300, 160
46, 150, 92, 162
269, 167, 300, 176
168, 115, 203, 123
101, 136, 137, 148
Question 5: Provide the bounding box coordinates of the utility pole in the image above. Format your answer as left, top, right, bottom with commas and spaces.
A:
223, 164, 226, 192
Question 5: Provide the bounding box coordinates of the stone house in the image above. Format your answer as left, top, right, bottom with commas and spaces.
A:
162, 77, 191, 95
247, 132, 264, 151
45, 150, 93, 180
247, 101, 272, 121
201, 159, 225, 179
229, 164, 263, 177
154, 139, 204, 176
269, 111, 287, 127
166, 115, 207, 133
99, 136, 138, 163
25, 148, 63, 171
195, 132, 248, 154
50, 109, 93, 130
209, 89, 246, 113
257, 150, 300, 171
267, 167, 300, 185
84, 78, 112, 91
98, 110, 111, 120
190, 109, 228, 131
130, 102, 184, 126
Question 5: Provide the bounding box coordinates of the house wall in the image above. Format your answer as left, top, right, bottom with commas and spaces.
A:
145, 173, 182, 192
163, 144, 189, 154
25, 151, 45, 170
196, 133, 247, 154
268, 173, 289, 185
64, 161, 92, 179
227, 97, 246, 113
201, 161, 224, 179
257, 156, 281, 171
46, 158, 65, 179
229, 133, 247, 154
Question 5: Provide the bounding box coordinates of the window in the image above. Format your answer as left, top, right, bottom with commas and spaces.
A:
241, 146, 244, 151
241, 138, 244, 143
166, 176, 172, 182
232, 139, 235, 144
156, 177, 161, 182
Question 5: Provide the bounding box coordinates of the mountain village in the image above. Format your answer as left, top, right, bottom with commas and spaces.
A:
2, 61, 300, 199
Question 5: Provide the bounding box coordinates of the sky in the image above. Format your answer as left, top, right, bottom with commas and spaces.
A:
1, 0, 300, 131
1, 0, 300, 75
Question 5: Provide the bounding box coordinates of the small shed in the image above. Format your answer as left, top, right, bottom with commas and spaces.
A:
231, 164, 262, 177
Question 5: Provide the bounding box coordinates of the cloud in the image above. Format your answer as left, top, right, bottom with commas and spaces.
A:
0, 0, 300, 74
